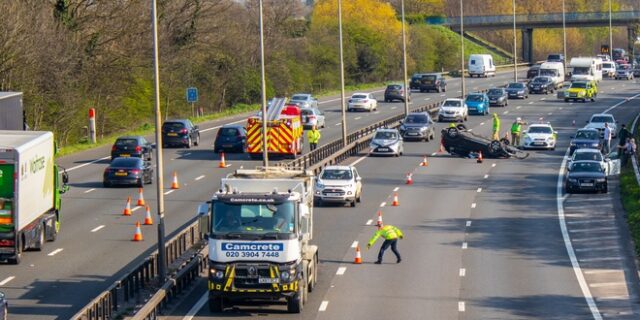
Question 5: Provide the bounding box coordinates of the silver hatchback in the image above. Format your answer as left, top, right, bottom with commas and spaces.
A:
369, 128, 403, 156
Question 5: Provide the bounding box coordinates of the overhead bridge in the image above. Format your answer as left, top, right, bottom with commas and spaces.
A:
435, 11, 640, 63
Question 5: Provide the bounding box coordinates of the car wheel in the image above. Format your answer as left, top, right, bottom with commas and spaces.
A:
356, 192, 362, 203
456, 124, 467, 131
443, 86, 447, 92
34, 225, 45, 251
603, 185, 608, 193
194, 134, 200, 146
447, 127, 459, 139
464, 115, 468, 121
137, 179, 144, 188
350, 200, 356, 208
186, 137, 192, 149
564, 98, 569, 102
209, 297, 224, 313
146, 175, 153, 184
103, 181, 111, 188
488, 140, 502, 156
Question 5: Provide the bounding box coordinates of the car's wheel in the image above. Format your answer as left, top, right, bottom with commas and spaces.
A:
564, 98, 569, 102
350, 200, 356, 207
603, 185, 608, 193
186, 137, 192, 149
456, 124, 467, 131
137, 179, 144, 188
447, 127, 459, 139
209, 297, 224, 313
356, 192, 362, 203
287, 282, 304, 313
194, 134, 200, 146
488, 140, 502, 156
146, 152, 152, 162
103, 180, 111, 188
464, 115, 468, 121
146, 175, 153, 185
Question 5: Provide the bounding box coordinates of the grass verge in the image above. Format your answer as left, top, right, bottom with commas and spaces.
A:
620, 163, 640, 256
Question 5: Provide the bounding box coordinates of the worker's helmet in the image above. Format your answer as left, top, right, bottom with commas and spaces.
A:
516, 117, 522, 121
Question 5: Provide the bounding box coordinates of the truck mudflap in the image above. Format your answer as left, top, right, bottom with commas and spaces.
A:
209, 263, 300, 295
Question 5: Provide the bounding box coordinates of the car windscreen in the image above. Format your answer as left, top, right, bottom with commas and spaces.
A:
532, 77, 551, 83
570, 82, 587, 89
575, 131, 598, 139
352, 94, 367, 99
163, 122, 185, 130
111, 158, 141, 168
411, 74, 423, 80
590, 116, 614, 123
219, 128, 239, 137
386, 85, 402, 90
291, 95, 308, 101
572, 67, 590, 75
443, 100, 461, 107
115, 139, 138, 147
404, 114, 429, 124
548, 55, 560, 60
301, 109, 314, 116
487, 89, 503, 95
603, 63, 614, 69
617, 65, 631, 71
527, 126, 552, 134
507, 83, 524, 89
211, 202, 295, 235
466, 95, 484, 102
422, 75, 437, 81
574, 152, 603, 162
570, 162, 602, 172
540, 70, 557, 77
321, 169, 353, 180
374, 131, 397, 140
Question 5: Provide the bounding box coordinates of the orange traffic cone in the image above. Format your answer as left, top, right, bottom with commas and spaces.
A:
132, 222, 143, 241
354, 245, 362, 264
123, 197, 132, 216
477, 151, 484, 163
406, 173, 413, 185
136, 188, 145, 206
392, 193, 399, 206
218, 152, 227, 168
171, 172, 180, 189
143, 206, 153, 225
376, 211, 383, 227
420, 155, 429, 167
437, 138, 446, 154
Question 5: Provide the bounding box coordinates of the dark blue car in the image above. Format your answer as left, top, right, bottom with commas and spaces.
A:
465, 93, 490, 115
162, 119, 200, 148
214, 125, 247, 153
103, 157, 153, 187
569, 128, 601, 155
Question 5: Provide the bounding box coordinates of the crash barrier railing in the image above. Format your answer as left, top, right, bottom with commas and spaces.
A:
71, 218, 204, 320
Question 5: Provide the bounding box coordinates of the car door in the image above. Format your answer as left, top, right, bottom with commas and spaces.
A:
369, 93, 377, 109
352, 167, 362, 196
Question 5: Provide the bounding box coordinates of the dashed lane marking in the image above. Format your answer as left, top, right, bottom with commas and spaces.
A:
319, 301, 329, 312
48, 248, 64, 256
579, 257, 622, 262
431, 152, 437, 156
466, 220, 472, 227
589, 282, 626, 288
91, 225, 105, 233
584, 269, 621, 275
0, 276, 15, 286
575, 246, 620, 252
484, 174, 489, 179
459, 268, 466, 277
458, 302, 466, 312
336, 267, 347, 275
164, 190, 175, 195
66, 156, 111, 172
84, 188, 96, 194
351, 241, 358, 248
424, 98, 431, 101
391, 106, 397, 110
548, 112, 553, 116
476, 188, 482, 193
132, 206, 142, 212
491, 163, 496, 167
354, 116, 362, 120
366, 219, 373, 225
195, 175, 205, 181
480, 122, 485, 126
393, 187, 399, 192
516, 106, 521, 109
503, 111, 509, 115
571, 235, 620, 242
528, 101, 534, 104
570, 227, 617, 233
335, 123, 341, 126
462, 242, 468, 249
380, 202, 386, 207
471, 203, 476, 209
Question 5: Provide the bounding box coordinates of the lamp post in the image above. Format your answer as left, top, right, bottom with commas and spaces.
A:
562, 0, 567, 74
512, 0, 518, 82
338, 0, 347, 145
401, 0, 409, 116
609, 0, 613, 60
150, 0, 166, 281
259, 0, 269, 167
459, 0, 466, 97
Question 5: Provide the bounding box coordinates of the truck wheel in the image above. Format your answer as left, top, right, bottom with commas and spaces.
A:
287, 285, 304, 313
209, 297, 224, 313
34, 226, 45, 251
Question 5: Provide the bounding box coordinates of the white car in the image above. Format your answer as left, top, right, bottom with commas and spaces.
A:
314, 166, 363, 207
347, 93, 377, 112
568, 148, 617, 176
522, 123, 557, 150
601, 62, 616, 78
369, 128, 403, 157
437, 98, 468, 122
584, 113, 617, 138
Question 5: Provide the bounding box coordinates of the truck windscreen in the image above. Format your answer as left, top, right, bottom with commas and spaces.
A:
572, 67, 590, 75
212, 201, 296, 236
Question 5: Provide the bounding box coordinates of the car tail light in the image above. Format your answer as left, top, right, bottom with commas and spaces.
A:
308, 115, 316, 120
104, 168, 111, 174
111, 146, 116, 152
135, 146, 142, 152
180, 129, 188, 134
131, 169, 141, 175
399, 90, 404, 94
0, 239, 14, 247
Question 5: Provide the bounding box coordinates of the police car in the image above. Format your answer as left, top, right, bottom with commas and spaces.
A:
521, 123, 557, 150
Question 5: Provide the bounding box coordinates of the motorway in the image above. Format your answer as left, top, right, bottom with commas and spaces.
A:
2, 70, 639, 319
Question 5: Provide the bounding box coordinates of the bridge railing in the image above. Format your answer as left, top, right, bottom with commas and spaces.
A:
442, 11, 640, 26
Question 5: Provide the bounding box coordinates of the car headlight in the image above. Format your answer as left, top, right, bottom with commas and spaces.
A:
568, 178, 578, 183
419, 127, 427, 132
570, 141, 576, 146
518, 90, 524, 94
547, 137, 555, 142
316, 182, 325, 189
591, 143, 599, 147
210, 267, 225, 280
596, 178, 606, 182
524, 136, 532, 143
280, 270, 290, 282
564, 92, 570, 97
578, 90, 585, 96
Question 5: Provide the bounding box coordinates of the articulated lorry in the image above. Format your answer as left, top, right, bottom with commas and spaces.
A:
0, 131, 68, 264
0, 92, 25, 130
197, 167, 318, 313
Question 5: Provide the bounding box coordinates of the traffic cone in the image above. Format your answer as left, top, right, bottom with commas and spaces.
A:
132, 222, 143, 241
136, 188, 145, 206
218, 152, 227, 168
420, 155, 429, 167
171, 172, 180, 189
143, 206, 153, 225
354, 245, 362, 264
405, 173, 413, 185
376, 211, 383, 227
123, 197, 132, 216
392, 193, 399, 206
477, 151, 484, 163
437, 138, 446, 154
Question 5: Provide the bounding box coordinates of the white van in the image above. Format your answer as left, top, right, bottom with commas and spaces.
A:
539, 62, 565, 89
468, 54, 496, 78
601, 61, 616, 77
569, 57, 603, 82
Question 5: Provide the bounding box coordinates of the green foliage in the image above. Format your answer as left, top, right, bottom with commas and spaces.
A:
620, 164, 640, 256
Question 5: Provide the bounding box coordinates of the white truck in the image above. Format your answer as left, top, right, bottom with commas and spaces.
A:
197, 167, 318, 313
539, 62, 565, 89
569, 57, 603, 82
0, 131, 68, 264
0, 92, 25, 130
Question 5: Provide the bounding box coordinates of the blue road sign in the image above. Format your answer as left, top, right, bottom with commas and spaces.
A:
186, 87, 198, 103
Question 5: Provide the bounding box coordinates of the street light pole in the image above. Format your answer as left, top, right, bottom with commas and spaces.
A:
401, 0, 409, 116
338, 0, 347, 146
259, 0, 269, 167
609, 0, 613, 59
512, 0, 518, 82
562, 0, 567, 75
459, 0, 466, 97
150, 0, 166, 281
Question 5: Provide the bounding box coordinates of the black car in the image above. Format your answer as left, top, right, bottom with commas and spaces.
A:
487, 88, 508, 107
162, 119, 200, 148
0, 292, 7, 320
410, 73, 428, 90
569, 129, 601, 154
565, 160, 608, 193
399, 112, 436, 141
441, 125, 527, 159
384, 84, 410, 102
505, 82, 528, 99
419, 73, 447, 93
547, 53, 565, 63
528, 76, 555, 94
111, 136, 152, 161
527, 64, 541, 79
103, 157, 153, 187
214, 125, 247, 153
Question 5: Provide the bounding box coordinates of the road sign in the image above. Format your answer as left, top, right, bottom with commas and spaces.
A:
186, 87, 198, 103
601, 45, 610, 55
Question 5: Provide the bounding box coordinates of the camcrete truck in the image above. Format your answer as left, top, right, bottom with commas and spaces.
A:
197, 167, 318, 313
0, 92, 25, 130
0, 131, 68, 264
246, 98, 304, 159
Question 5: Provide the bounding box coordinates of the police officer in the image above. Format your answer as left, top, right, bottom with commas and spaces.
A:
510, 117, 526, 147
307, 125, 321, 151
367, 224, 404, 264
492, 113, 500, 141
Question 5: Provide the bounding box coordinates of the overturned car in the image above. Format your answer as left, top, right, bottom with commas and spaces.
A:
441, 125, 528, 159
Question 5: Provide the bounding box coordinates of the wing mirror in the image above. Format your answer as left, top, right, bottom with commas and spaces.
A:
355, 176, 362, 182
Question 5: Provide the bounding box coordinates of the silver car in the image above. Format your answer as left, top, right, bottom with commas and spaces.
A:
369, 128, 403, 157
289, 93, 318, 108
301, 107, 326, 129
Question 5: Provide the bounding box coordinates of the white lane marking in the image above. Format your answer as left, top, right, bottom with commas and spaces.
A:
366, 219, 373, 225
424, 98, 431, 101
570, 227, 617, 233
132, 206, 142, 212
566, 219, 611, 225
457, 90, 462, 93
541, 97, 546, 101
516, 106, 521, 109
476, 188, 482, 193
183, 153, 191, 156
354, 116, 362, 120
559, 107, 563, 110
571, 235, 620, 242
164, 190, 175, 195
491, 163, 496, 167
200, 119, 245, 133
480, 122, 485, 126
575, 246, 620, 252
48, 248, 64, 256
318, 90, 385, 105
466, 220, 472, 227
458, 301, 466, 312
374, 111, 380, 114
467, 129, 473, 132
170, 158, 175, 161
195, 175, 205, 181
393, 187, 399, 192
350, 154, 368, 166
336, 267, 347, 275
471, 203, 476, 208
440, 94, 446, 97
66, 156, 111, 172
589, 282, 626, 288
351, 241, 359, 248
0, 276, 15, 286
503, 111, 509, 115
431, 152, 437, 156
484, 174, 489, 179
182, 292, 208, 320
556, 146, 602, 319
391, 106, 397, 110
579, 257, 622, 262
462, 242, 468, 249
603, 92, 640, 113
528, 101, 534, 105
459, 268, 466, 277
84, 188, 96, 194
319, 301, 329, 312
548, 112, 553, 116
91, 225, 105, 233
335, 123, 341, 126
584, 269, 621, 275
380, 202, 386, 207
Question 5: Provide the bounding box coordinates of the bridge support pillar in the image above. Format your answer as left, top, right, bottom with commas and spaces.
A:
521, 28, 534, 64
628, 26, 637, 59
